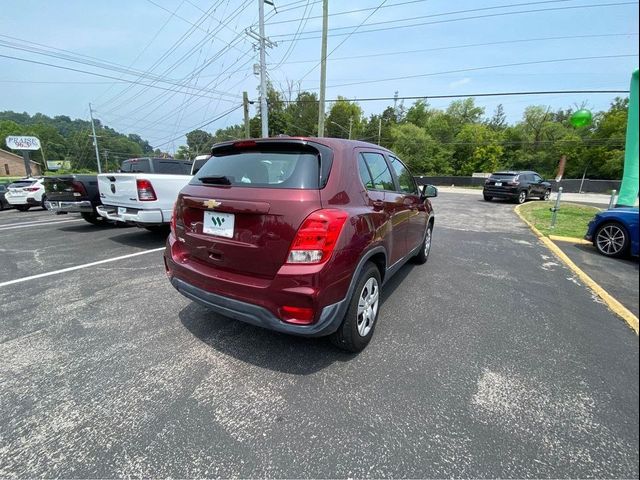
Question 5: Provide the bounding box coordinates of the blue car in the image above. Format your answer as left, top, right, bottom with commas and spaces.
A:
585, 207, 639, 258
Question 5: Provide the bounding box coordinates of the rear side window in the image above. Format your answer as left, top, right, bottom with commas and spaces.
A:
360, 152, 394, 191
358, 156, 374, 189
388, 156, 418, 194
154, 160, 190, 174
121, 159, 151, 173
193, 150, 319, 189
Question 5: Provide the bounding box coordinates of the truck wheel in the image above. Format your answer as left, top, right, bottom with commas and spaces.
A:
16, 205, 30, 212
41, 195, 48, 210
331, 262, 381, 353
144, 225, 170, 234
81, 212, 107, 226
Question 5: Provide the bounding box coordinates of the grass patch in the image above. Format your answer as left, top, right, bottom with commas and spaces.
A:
518, 201, 601, 238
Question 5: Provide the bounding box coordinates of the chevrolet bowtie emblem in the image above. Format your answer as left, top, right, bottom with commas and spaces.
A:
203, 199, 221, 209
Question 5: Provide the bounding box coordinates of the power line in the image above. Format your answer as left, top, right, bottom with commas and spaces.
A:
269, 33, 639, 65
317, 55, 637, 90
0, 52, 242, 102
275, 1, 638, 41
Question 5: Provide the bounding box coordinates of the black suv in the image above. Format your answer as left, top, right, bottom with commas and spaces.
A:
483, 171, 551, 204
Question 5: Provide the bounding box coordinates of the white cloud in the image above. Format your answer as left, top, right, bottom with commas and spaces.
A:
448, 77, 472, 89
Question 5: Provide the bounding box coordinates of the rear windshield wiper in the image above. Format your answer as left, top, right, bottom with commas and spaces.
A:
199, 175, 232, 185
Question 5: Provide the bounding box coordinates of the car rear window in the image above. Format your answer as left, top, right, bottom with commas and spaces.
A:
490, 173, 518, 180
153, 159, 191, 175
191, 157, 210, 175
120, 158, 151, 173
8, 180, 36, 188
193, 150, 320, 189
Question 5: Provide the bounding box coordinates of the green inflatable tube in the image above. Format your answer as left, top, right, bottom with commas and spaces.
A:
617, 69, 639, 207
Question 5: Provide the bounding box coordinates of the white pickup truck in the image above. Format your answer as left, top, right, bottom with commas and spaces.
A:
96, 156, 210, 228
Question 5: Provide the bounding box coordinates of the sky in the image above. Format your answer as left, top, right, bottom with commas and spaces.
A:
0, 0, 638, 154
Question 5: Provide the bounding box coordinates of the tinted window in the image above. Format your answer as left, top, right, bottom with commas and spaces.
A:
358, 156, 374, 189
388, 156, 418, 194
8, 181, 36, 188
194, 150, 319, 189
191, 157, 210, 175
533, 174, 542, 182
155, 160, 190, 174
520, 174, 532, 182
120, 158, 151, 173
490, 173, 517, 180
0, 185, 6, 192
361, 152, 394, 191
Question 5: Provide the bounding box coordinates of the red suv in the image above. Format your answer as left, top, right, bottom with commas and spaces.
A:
164, 138, 436, 351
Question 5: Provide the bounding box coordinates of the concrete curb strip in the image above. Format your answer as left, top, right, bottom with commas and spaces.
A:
514, 204, 639, 335
549, 235, 593, 245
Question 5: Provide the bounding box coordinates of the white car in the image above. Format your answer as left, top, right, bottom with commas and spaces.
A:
5, 178, 47, 211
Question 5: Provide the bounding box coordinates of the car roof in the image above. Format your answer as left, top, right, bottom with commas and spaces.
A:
492, 170, 538, 175
211, 137, 391, 154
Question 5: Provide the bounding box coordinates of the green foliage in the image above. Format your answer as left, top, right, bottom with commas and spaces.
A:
0, 110, 152, 172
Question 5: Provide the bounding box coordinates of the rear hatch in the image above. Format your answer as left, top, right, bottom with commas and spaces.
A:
486, 173, 518, 187
176, 139, 332, 279
43, 176, 86, 201
7, 180, 37, 198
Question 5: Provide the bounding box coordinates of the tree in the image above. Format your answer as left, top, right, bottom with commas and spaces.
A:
487, 104, 506, 131
454, 124, 504, 175
186, 129, 214, 156
326, 97, 363, 139
391, 123, 453, 175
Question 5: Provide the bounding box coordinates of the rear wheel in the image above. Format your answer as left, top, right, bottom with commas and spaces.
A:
41, 195, 48, 210
16, 205, 30, 212
594, 222, 629, 258
483, 194, 492, 201
540, 189, 551, 201
81, 212, 107, 226
516, 190, 527, 204
413, 223, 433, 264
331, 262, 381, 353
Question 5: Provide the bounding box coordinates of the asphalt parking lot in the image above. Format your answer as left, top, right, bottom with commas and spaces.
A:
1, 193, 638, 478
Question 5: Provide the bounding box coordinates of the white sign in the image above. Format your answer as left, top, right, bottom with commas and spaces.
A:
5, 136, 41, 150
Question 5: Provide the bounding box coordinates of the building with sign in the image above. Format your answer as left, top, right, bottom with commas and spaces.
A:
0, 149, 42, 177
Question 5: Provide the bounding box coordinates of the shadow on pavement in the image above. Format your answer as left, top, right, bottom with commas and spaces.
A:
108, 229, 169, 248
178, 260, 418, 375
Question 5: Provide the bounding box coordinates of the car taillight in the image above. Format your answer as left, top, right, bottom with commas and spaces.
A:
136, 179, 157, 201
71, 181, 87, 196
24, 187, 40, 192
170, 200, 180, 236
506, 181, 520, 186
286, 209, 348, 264
279, 306, 315, 325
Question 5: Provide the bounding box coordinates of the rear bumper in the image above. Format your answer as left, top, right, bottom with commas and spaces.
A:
96, 204, 168, 225
169, 277, 346, 337
45, 200, 93, 213
6, 196, 37, 205
483, 186, 519, 198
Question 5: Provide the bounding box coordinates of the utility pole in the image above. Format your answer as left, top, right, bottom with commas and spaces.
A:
103, 149, 109, 172
242, 91, 251, 139
258, 0, 269, 138
89, 103, 102, 174
377, 117, 382, 145
247, 2, 276, 138
348, 117, 353, 140
317, 0, 328, 137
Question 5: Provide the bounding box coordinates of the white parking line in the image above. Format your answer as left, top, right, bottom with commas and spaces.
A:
0, 247, 166, 288
0, 219, 83, 231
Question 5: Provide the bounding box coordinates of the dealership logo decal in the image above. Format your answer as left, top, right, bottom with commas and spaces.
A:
210, 216, 226, 227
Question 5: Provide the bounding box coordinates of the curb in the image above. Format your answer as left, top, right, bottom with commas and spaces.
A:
514, 204, 639, 334
548, 235, 592, 245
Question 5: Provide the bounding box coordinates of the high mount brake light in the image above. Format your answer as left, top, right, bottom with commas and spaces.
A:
286, 209, 348, 264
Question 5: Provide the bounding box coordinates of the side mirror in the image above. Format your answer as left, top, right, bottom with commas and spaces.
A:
419, 184, 438, 198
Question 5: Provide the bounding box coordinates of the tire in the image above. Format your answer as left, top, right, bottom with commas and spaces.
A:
594, 222, 629, 258
413, 223, 433, 264
16, 205, 30, 212
540, 189, 551, 201
515, 190, 527, 204
81, 212, 107, 226
331, 262, 382, 353
144, 225, 170, 234
483, 194, 492, 201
